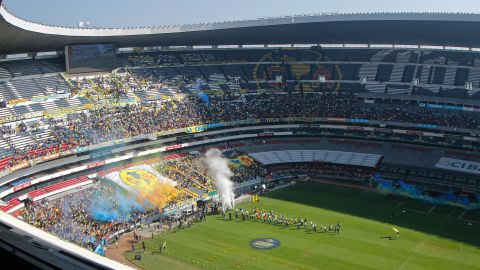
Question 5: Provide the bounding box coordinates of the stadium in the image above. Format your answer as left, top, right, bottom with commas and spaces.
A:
0, 0, 479, 269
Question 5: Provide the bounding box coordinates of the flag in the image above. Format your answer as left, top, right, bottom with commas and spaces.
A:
94, 243, 105, 256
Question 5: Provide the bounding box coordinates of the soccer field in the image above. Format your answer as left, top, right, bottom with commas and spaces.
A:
124, 183, 480, 270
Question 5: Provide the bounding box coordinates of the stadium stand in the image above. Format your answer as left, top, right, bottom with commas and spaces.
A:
0, 3, 480, 267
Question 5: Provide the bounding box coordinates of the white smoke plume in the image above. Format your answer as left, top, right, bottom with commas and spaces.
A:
204, 148, 235, 212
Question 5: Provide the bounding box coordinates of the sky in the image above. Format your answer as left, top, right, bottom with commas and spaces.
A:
4, 0, 480, 28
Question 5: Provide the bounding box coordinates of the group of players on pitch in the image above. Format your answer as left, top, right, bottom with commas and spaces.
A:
222, 208, 342, 234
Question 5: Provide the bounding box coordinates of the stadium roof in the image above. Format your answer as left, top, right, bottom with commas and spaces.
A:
2, 1, 480, 54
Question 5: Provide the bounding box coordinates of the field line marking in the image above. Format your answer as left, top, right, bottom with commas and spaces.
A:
457, 211, 466, 220
398, 240, 427, 270
459, 218, 480, 225
427, 205, 436, 214
396, 201, 406, 208
397, 209, 455, 270
450, 244, 464, 260
403, 208, 428, 214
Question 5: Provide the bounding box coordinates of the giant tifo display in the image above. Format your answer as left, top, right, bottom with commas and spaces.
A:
0, 1, 479, 269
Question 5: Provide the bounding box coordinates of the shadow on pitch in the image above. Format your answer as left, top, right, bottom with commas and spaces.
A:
264, 183, 480, 247
380, 236, 398, 240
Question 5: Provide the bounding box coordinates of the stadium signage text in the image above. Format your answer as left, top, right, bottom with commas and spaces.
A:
422, 103, 480, 113
249, 238, 281, 250
185, 125, 208, 133
13, 181, 31, 192
435, 157, 480, 175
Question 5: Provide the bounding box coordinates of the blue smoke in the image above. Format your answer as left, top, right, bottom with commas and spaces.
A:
198, 92, 211, 106
94, 243, 105, 256
374, 173, 480, 209
196, 78, 211, 106
89, 182, 144, 222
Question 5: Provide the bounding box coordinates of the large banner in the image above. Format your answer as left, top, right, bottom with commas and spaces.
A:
104, 164, 178, 209
229, 155, 255, 169
435, 157, 480, 175
105, 165, 177, 193
44, 104, 91, 118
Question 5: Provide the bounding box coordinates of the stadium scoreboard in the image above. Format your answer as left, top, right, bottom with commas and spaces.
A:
65, 43, 116, 73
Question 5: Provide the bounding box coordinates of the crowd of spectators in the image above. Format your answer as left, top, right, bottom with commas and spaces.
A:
47, 93, 479, 148
1, 92, 479, 170
15, 153, 238, 251
70, 72, 139, 100
156, 155, 215, 193
223, 149, 267, 183
18, 181, 156, 251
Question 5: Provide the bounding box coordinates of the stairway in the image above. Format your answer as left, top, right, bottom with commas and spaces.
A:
389, 65, 405, 83
359, 64, 378, 82
443, 68, 457, 86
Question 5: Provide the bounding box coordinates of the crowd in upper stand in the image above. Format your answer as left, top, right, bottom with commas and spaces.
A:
47, 93, 480, 148
1, 92, 479, 170
2, 55, 480, 166
69, 72, 140, 100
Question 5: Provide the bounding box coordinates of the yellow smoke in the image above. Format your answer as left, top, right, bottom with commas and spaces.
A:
119, 168, 178, 209
136, 181, 178, 210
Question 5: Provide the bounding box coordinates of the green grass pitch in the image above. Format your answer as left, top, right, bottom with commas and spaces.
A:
124, 183, 480, 270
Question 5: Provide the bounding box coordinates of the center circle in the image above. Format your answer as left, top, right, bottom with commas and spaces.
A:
249, 238, 281, 250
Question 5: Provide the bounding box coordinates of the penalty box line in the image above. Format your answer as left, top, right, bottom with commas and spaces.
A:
396, 202, 431, 215
402, 208, 429, 214
457, 210, 480, 224
399, 205, 477, 224
396, 202, 437, 215
396, 201, 406, 208
458, 218, 480, 225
